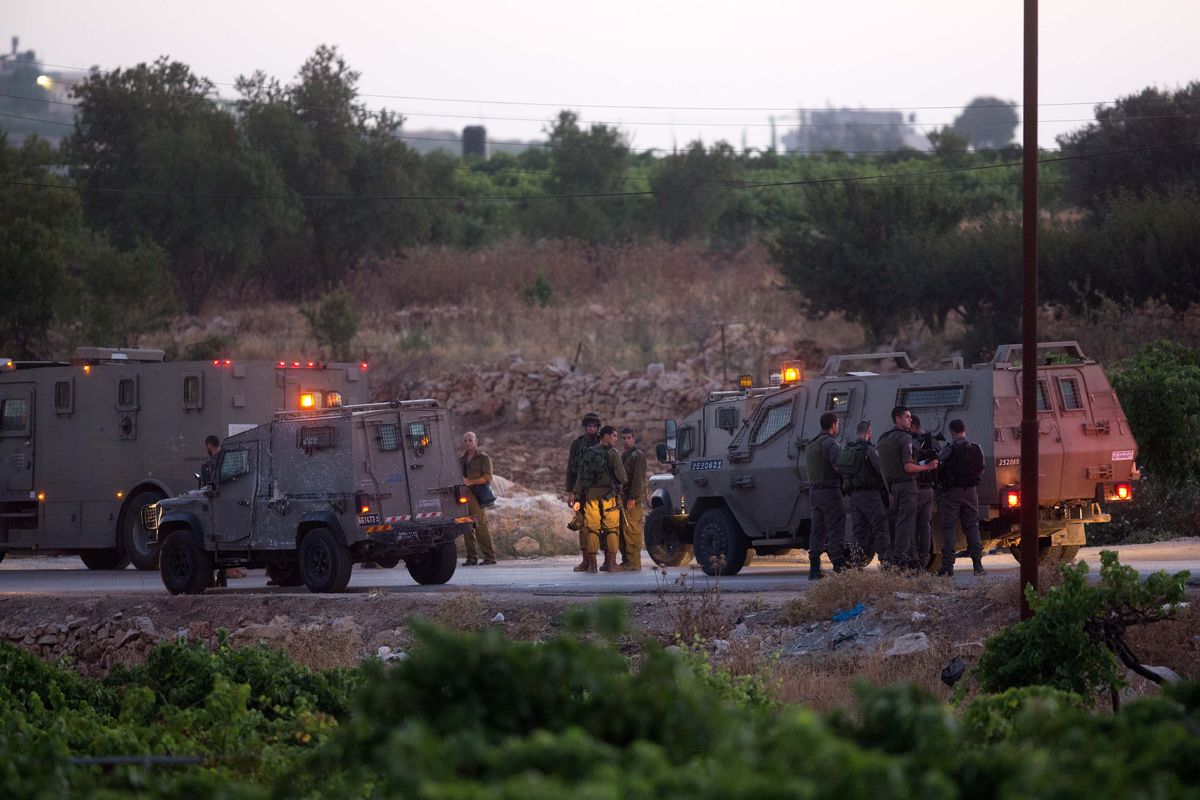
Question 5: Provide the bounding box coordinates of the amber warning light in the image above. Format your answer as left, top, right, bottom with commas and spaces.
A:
1005, 488, 1021, 509
299, 393, 316, 409
779, 361, 803, 385
1113, 482, 1132, 502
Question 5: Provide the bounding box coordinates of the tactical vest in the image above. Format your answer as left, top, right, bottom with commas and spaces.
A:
805, 432, 838, 484
837, 441, 879, 491
876, 428, 910, 482
942, 439, 985, 488
578, 444, 614, 491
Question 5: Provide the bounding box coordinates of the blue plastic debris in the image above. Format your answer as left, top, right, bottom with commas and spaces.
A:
831, 601, 867, 622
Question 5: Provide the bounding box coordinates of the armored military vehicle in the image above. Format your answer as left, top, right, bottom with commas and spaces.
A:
0, 347, 365, 570
645, 342, 1138, 576
145, 399, 474, 594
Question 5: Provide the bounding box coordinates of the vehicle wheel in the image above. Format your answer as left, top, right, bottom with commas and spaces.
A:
79, 549, 131, 570
1009, 542, 1082, 564
374, 555, 401, 569
645, 507, 693, 567
159, 529, 213, 595
693, 508, 750, 576
299, 527, 353, 593
121, 489, 165, 571
405, 541, 457, 585
265, 561, 303, 587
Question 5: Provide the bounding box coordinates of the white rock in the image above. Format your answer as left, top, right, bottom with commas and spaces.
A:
492, 612, 506, 623
732, 622, 750, 640
1143, 665, 1182, 684
884, 632, 930, 658
712, 639, 731, 653
911, 612, 927, 623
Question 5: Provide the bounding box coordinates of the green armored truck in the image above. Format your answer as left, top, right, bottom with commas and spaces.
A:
145, 399, 474, 594
645, 342, 1138, 575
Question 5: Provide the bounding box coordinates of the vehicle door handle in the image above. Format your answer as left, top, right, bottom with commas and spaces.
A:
237, 499, 250, 506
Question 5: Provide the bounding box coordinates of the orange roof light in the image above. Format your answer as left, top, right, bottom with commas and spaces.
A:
299, 393, 316, 409
1005, 488, 1021, 509
779, 360, 803, 385
37, 491, 46, 502
738, 374, 753, 390
82, 364, 91, 375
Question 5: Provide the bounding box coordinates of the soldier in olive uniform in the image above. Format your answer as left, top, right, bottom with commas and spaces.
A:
618, 427, 647, 571
876, 406, 939, 570
460, 431, 496, 566
566, 412, 602, 571
936, 418, 987, 577
840, 420, 890, 567
572, 425, 628, 573
805, 412, 846, 579
908, 415, 938, 569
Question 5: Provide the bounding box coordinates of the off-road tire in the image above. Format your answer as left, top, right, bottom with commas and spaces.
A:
645, 506, 693, 567
299, 527, 353, 593
79, 549, 131, 570
693, 507, 750, 576
405, 541, 457, 585
159, 529, 213, 595
265, 561, 303, 587
121, 489, 165, 571
1009, 542, 1082, 564
374, 555, 401, 569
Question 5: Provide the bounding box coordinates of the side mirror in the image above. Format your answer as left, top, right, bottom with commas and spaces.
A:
655, 443, 669, 463
664, 418, 678, 451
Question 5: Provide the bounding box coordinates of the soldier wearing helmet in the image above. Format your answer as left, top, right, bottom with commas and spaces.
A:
566, 412, 603, 570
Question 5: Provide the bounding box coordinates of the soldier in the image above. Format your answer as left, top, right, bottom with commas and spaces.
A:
936, 418, 987, 576
459, 431, 497, 566
566, 412, 602, 571
571, 425, 628, 574
838, 420, 890, 567
877, 406, 939, 570
909, 415, 938, 569
804, 412, 846, 579
200, 434, 220, 486
618, 427, 647, 571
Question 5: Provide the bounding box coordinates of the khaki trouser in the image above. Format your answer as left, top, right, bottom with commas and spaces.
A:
463, 493, 496, 560
583, 495, 620, 554
621, 501, 644, 568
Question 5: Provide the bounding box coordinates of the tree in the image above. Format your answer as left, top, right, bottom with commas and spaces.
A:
68, 58, 296, 312
951, 96, 1019, 151
1057, 82, 1200, 213
649, 141, 741, 243
76, 238, 178, 347
301, 285, 361, 361
1109, 341, 1200, 482
237, 46, 431, 294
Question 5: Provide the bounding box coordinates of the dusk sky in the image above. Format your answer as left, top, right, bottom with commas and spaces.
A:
8, 0, 1197, 151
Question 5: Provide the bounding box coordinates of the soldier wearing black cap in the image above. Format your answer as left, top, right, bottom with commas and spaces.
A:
566, 412, 602, 571
804, 412, 846, 579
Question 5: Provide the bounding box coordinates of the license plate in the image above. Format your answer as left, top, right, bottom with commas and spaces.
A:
357, 513, 381, 526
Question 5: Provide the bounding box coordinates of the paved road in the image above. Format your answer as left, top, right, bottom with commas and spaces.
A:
1, 542, 1196, 597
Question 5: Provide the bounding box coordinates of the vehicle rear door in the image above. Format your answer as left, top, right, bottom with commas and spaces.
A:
211, 442, 258, 545
0, 384, 34, 492
397, 409, 455, 521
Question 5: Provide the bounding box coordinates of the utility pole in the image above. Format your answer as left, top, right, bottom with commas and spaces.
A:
1019, 0, 1040, 619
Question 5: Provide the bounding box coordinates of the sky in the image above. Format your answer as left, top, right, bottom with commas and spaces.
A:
7, 0, 1197, 152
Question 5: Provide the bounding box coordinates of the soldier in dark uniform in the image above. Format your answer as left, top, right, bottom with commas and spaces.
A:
566, 412, 602, 571
572, 425, 627, 574
804, 412, 846, 579
936, 418, 987, 576
876, 406, 939, 570
618, 427, 647, 571
908, 415, 938, 569
200, 434, 220, 485
841, 420, 890, 567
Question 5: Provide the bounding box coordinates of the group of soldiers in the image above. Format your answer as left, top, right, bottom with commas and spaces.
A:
806, 405, 988, 579
564, 412, 649, 574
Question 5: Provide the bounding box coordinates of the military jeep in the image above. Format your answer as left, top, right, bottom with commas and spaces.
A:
146, 399, 474, 594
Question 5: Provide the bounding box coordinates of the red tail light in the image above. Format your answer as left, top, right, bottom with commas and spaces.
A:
1005, 488, 1021, 509
1114, 482, 1132, 501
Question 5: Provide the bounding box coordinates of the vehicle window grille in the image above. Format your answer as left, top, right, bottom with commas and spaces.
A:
183, 375, 201, 408
1, 399, 28, 433
715, 406, 739, 431
54, 381, 72, 412
1036, 381, 1051, 412
219, 449, 250, 481
117, 378, 138, 409
378, 423, 400, 451
407, 421, 432, 452
1058, 378, 1083, 410
751, 402, 792, 445
897, 385, 965, 408
825, 391, 851, 413
298, 425, 335, 450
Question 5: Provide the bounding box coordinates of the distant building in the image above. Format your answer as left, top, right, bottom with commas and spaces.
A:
782, 108, 929, 155
1, 36, 77, 143
462, 125, 488, 158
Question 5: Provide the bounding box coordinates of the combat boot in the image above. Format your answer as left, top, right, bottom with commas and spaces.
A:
599, 551, 619, 572
808, 564, 824, 581
573, 551, 590, 572
586, 553, 599, 574
972, 557, 987, 576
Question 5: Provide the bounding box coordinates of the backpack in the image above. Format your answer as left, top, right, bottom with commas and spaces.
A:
836, 442, 877, 491
579, 444, 614, 491
943, 440, 985, 487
